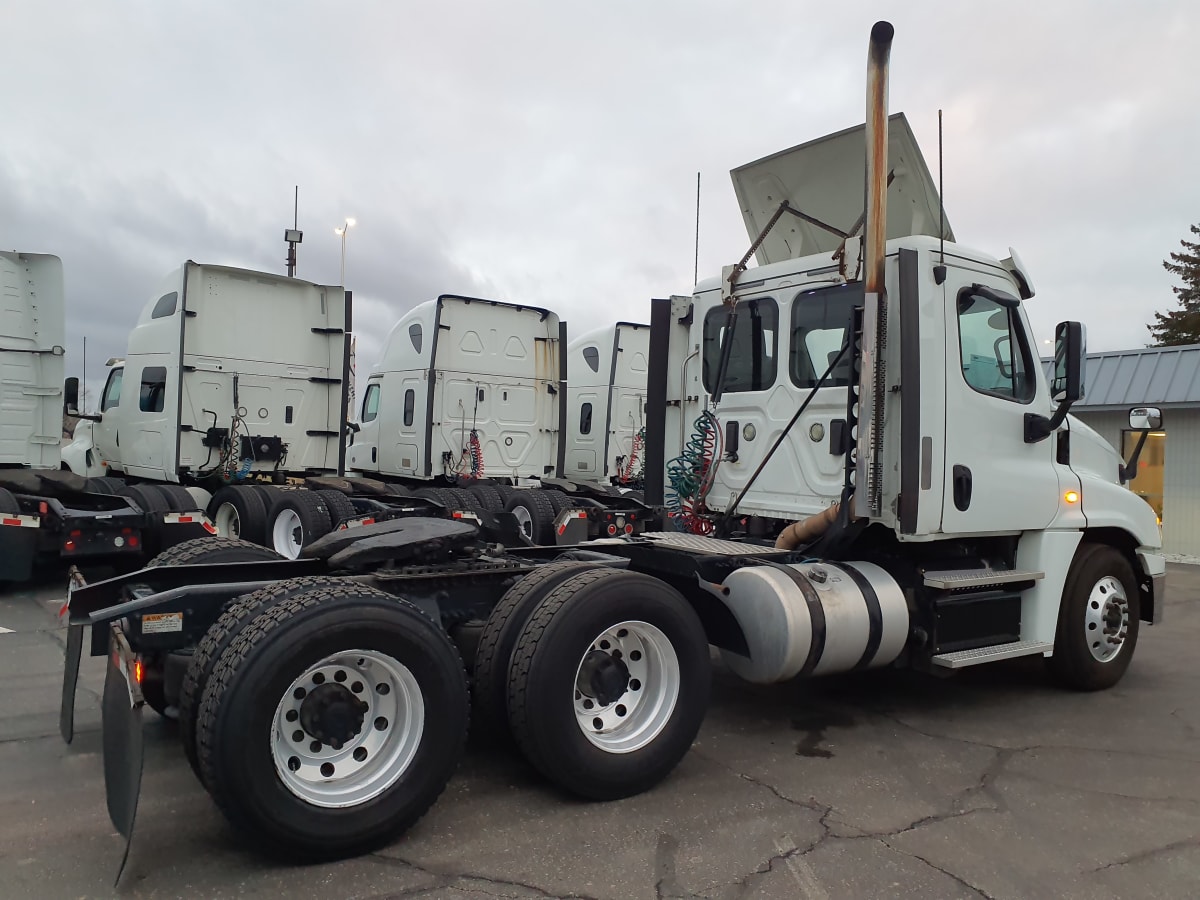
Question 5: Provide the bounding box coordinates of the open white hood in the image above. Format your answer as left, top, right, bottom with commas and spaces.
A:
731, 112, 953, 264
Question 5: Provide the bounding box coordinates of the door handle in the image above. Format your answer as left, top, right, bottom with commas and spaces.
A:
953, 464, 972, 511
725, 420, 739, 462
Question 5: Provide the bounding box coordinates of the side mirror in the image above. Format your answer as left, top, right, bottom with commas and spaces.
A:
1129, 407, 1162, 431
64, 377, 80, 416
1051, 321, 1086, 403
1121, 407, 1163, 484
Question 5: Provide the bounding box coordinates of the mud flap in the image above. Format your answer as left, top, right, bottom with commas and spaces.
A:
59, 622, 84, 743
102, 625, 145, 885
59, 567, 88, 744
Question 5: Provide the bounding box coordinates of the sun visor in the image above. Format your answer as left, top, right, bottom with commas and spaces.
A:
730, 112, 953, 265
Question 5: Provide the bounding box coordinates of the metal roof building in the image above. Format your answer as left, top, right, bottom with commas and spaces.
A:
1047, 344, 1200, 557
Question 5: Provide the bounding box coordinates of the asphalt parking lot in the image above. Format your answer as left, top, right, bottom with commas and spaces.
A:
0, 564, 1197, 899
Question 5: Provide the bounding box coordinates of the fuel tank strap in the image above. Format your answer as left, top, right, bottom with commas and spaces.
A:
833, 562, 884, 669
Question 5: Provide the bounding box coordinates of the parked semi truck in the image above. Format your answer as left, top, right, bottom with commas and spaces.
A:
343, 295, 657, 547
0, 251, 211, 582
60, 21, 1163, 882
565, 321, 649, 485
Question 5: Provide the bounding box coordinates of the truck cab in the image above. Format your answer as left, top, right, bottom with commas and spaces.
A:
65, 263, 350, 484
565, 322, 649, 483
350, 295, 565, 483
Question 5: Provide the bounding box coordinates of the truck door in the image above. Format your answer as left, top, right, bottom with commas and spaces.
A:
92, 365, 124, 471
348, 379, 382, 473
940, 271, 1059, 533
121, 359, 174, 480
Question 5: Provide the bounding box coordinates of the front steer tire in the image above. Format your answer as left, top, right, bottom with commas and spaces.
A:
196, 584, 469, 860
1049, 543, 1141, 691
506, 568, 711, 800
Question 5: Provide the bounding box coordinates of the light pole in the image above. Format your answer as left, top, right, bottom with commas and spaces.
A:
335, 217, 356, 285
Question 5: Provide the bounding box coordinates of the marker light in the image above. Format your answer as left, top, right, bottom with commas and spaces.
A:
134, 660, 144, 684
1064, 491, 1080, 504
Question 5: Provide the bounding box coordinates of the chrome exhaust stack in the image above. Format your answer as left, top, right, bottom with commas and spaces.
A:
852, 20, 893, 521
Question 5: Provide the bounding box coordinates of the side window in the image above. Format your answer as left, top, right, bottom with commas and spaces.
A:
409, 324, 423, 353
956, 289, 1034, 402
403, 389, 415, 427
361, 383, 380, 423
151, 292, 178, 319
702, 297, 778, 393
101, 368, 123, 412
580, 402, 593, 435
790, 283, 863, 388
138, 366, 167, 412
582, 346, 600, 373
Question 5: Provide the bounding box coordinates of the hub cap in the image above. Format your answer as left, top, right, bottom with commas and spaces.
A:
271, 649, 424, 807
1084, 575, 1130, 663
272, 508, 304, 559
573, 620, 679, 753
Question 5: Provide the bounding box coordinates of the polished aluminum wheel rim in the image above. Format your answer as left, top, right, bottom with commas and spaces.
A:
271, 649, 425, 808
1085, 575, 1129, 663
573, 619, 679, 753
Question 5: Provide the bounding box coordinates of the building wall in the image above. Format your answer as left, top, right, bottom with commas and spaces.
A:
1073, 409, 1198, 556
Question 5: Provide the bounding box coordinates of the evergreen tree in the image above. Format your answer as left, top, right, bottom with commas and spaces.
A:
1148, 223, 1200, 346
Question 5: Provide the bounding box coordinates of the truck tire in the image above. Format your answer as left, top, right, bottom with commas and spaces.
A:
466, 482, 505, 512
250, 483, 284, 506
412, 487, 456, 510
195, 583, 469, 860
493, 483, 518, 503
504, 490, 556, 545
385, 483, 411, 497
448, 488, 485, 514
146, 536, 282, 568
316, 489, 357, 528
117, 483, 170, 514
84, 477, 122, 495
1049, 543, 1141, 691
180, 576, 346, 784
268, 490, 333, 559
506, 568, 711, 800
0, 487, 18, 515
472, 562, 606, 739
542, 489, 573, 515
208, 485, 269, 544
156, 484, 200, 512
142, 538, 283, 723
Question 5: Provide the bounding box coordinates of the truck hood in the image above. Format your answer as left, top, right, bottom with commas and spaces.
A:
1067, 415, 1162, 548
730, 112, 953, 264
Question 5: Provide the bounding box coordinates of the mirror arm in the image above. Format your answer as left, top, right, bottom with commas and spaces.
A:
1024, 397, 1074, 444
1120, 430, 1150, 484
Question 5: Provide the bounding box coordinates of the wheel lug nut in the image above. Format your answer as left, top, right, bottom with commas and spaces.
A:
310, 740, 322, 753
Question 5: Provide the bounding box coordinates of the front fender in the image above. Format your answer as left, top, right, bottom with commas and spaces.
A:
61, 421, 106, 478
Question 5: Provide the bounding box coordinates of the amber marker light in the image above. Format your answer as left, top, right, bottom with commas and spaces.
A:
1064, 490, 1080, 504
134, 660, 144, 683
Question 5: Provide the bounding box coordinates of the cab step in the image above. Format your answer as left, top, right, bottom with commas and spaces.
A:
931, 640, 1054, 669
923, 568, 1044, 590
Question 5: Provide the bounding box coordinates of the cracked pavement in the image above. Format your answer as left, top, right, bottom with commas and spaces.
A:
0, 564, 1197, 899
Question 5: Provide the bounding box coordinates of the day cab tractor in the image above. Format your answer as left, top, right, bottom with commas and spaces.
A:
59, 21, 1164, 882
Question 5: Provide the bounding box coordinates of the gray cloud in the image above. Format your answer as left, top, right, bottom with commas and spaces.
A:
2, 0, 1196, 401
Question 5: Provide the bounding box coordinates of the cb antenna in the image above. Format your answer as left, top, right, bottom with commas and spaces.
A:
693, 171, 700, 286
934, 110, 947, 285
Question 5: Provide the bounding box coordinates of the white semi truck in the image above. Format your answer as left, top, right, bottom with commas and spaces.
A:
0, 251, 211, 582
61, 21, 1164, 883
565, 322, 649, 485
343, 295, 656, 546
62, 262, 366, 549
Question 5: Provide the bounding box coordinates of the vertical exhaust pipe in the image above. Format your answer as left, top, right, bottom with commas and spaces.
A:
864, 20, 893, 295
852, 21, 894, 521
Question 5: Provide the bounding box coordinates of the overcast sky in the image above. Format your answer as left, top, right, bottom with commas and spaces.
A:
2, 2, 1197, 403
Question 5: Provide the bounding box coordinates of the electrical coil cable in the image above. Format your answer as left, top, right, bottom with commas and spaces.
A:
665, 411, 723, 534
618, 427, 645, 484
